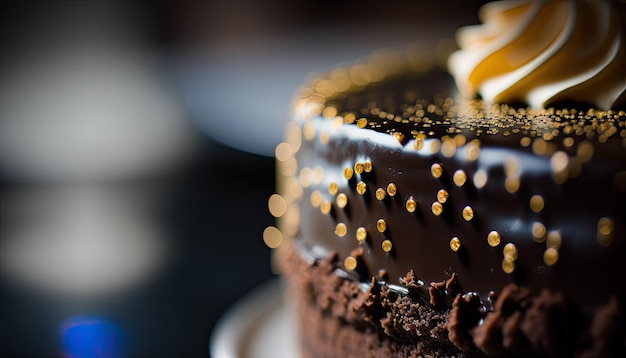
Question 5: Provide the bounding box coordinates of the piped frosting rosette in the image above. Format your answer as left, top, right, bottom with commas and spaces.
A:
448, 0, 626, 109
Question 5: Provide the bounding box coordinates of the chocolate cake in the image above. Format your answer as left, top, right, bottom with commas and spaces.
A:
264, 1, 626, 357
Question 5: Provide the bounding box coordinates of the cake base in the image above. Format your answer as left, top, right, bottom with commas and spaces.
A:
279, 240, 626, 358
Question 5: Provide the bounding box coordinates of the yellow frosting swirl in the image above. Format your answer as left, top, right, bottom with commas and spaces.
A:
448, 0, 626, 109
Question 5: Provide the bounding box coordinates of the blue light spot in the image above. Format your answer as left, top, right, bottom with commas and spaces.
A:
60, 315, 126, 358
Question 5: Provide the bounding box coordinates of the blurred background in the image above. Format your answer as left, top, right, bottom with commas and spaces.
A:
0, 1, 485, 357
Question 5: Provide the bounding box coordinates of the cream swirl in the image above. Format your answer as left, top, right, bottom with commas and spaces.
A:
448, 0, 626, 109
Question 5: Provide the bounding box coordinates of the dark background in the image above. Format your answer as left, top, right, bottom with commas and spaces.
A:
0, 1, 485, 357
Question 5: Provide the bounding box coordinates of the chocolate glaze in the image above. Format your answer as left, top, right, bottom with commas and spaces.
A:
286, 68, 626, 311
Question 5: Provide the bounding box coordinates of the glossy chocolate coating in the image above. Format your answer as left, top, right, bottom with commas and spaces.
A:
286, 68, 626, 308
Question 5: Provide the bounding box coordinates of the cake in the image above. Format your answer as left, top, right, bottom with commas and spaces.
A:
264, 1, 626, 357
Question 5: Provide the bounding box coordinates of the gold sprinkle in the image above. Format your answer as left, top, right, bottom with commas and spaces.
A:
275, 142, 293, 162
387, 183, 398, 196
322, 106, 337, 118
543, 248, 559, 266
336, 193, 348, 208
343, 113, 356, 124
414, 139, 424, 151
356, 181, 367, 195
344, 167, 354, 180
453, 170, 467, 187
577, 141, 594, 163
310, 190, 323, 208
532, 222, 547, 242
441, 138, 457, 158
356, 118, 368, 128
376, 219, 387, 233
520, 137, 531, 147
431, 139, 441, 153
532, 138, 548, 156
598, 217, 614, 235
473, 169, 488, 189
300, 167, 313, 187
550, 151, 569, 173
268, 194, 287, 218
382, 240, 393, 253
363, 160, 373, 172
354, 162, 364, 174
505, 177, 520, 193
503, 243, 518, 262
431, 202, 443, 216
546, 231, 561, 249
454, 134, 467, 147
405, 197, 417, 213
431, 163, 443, 178
328, 182, 339, 195
393, 132, 405, 143
437, 189, 449, 203
356, 227, 367, 243
465, 140, 481, 161
462, 206, 474, 221
320, 201, 332, 214
319, 130, 330, 145
504, 158, 520, 177
450, 237, 461, 252
344, 256, 357, 271
335, 223, 347, 237
263, 226, 283, 249
487, 231, 501, 247
502, 258, 515, 274
375, 188, 386, 201
562, 137, 575, 147
312, 167, 324, 185
303, 122, 316, 141
530, 195, 545, 213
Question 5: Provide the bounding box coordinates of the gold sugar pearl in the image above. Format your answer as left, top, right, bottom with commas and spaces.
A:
503, 243, 518, 262
320, 201, 332, 214
450, 237, 461, 252
462, 206, 474, 221
520, 136, 531, 147
487, 231, 501, 247
598, 217, 614, 235
546, 231, 562, 249
303, 122, 316, 141
405, 197, 417, 213
354, 162, 364, 174
393, 132, 405, 143
336, 193, 348, 208
328, 182, 339, 195
437, 189, 449, 203
532, 222, 547, 242
356, 227, 367, 243
268, 194, 287, 218
275, 142, 293, 162
310, 190, 322, 207
530, 195, 545, 213
544, 248, 559, 266
382, 239, 393, 253
453, 170, 467, 187
432, 202, 443, 216
375, 188, 386, 201
465, 140, 481, 161
263, 226, 283, 249
387, 183, 397, 196
344, 256, 358, 271
356, 181, 367, 195
473, 169, 488, 189
344, 167, 354, 180
431, 163, 444, 178
505, 177, 520, 193
502, 258, 515, 274
363, 160, 373, 172
414, 139, 424, 151
376, 219, 387, 233
335, 223, 347, 237
356, 118, 368, 128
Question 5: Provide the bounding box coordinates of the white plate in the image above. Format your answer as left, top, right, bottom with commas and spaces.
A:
210, 278, 300, 358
